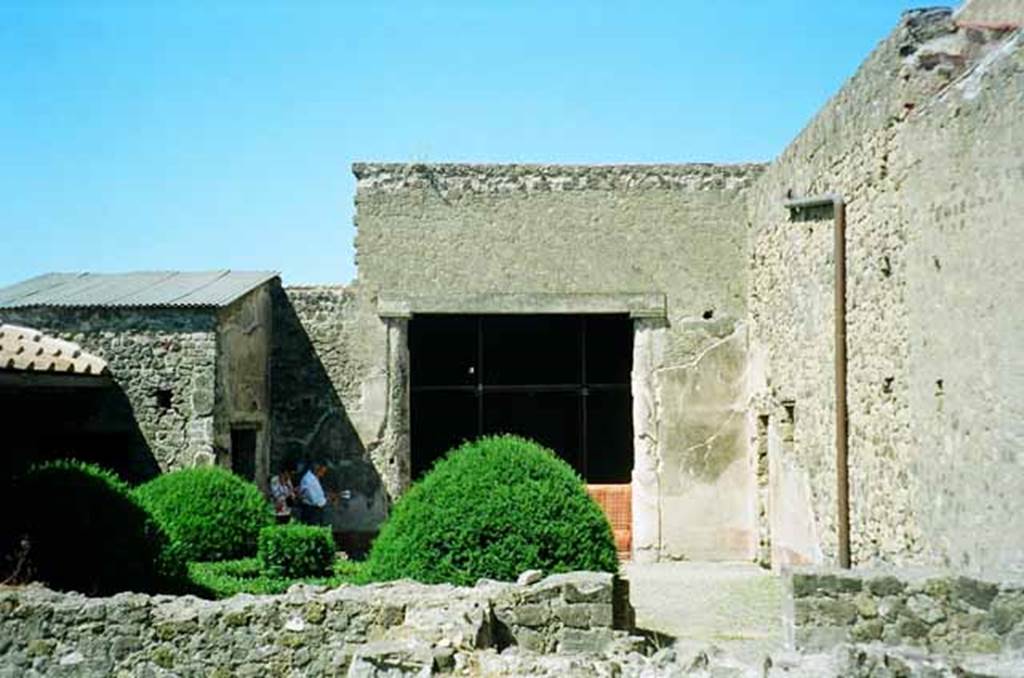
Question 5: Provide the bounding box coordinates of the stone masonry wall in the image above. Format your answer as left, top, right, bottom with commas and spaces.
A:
215, 285, 274, 489
747, 8, 1021, 570
0, 307, 218, 474
270, 284, 394, 534
0, 572, 631, 676
785, 567, 1024, 656
899, 30, 1024, 575
354, 162, 766, 562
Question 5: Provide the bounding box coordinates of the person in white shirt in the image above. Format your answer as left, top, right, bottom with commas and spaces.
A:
297, 463, 329, 525
269, 469, 296, 523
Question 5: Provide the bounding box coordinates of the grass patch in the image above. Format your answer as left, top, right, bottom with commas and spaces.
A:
188, 557, 363, 598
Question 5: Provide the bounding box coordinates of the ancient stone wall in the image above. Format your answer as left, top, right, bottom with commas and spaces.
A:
0, 572, 631, 676
215, 285, 274, 489
269, 284, 393, 535
956, 0, 1024, 29
747, 8, 1022, 571
0, 306, 218, 475
785, 567, 1024, 655
354, 162, 765, 562
899, 29, 1024, 575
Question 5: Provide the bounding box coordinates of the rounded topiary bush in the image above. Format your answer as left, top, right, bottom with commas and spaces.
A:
258, 524, 335, 578
364, 435, 619, 585
134, 466, 274, 562
9, 460, 183, 595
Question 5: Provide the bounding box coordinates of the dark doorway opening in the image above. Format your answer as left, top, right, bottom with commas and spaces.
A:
230, 427, 257, 481
0, 379, 161, 484
409, 314, 633, 482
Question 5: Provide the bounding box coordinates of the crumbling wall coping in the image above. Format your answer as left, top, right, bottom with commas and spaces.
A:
954, 0, 1024, 29
784, 566, 1024, 655
353, 162, 767, 195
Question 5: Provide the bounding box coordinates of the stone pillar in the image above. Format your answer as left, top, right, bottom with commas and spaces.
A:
377, 316, 411, 500
631, 317, 666, 563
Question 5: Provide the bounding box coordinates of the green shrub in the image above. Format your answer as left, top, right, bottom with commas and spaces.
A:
9, 460, 184, 595
364, 435, 619, 586
188, 557, 361, 599
134, 467, 274, 562
187, 558, 269, 597
258, 524, 335, 578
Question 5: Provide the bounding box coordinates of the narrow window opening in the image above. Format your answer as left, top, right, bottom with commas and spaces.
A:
781, 400, 796, 445
756, 415, 770, 479
155, 389, 173, 410
880, 255, 892, 278
755, 414, 771, 569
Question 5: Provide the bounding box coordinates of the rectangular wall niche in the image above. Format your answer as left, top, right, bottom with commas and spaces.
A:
409, 314, 634, 482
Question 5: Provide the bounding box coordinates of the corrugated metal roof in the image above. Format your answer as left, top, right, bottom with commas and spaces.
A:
0, 271, 279, 309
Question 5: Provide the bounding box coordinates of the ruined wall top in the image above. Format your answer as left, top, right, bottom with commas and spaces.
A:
353, 162, 767, 196
955, 0, 1024, 29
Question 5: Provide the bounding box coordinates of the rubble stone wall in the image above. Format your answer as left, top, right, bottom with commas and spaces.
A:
747, 8, 1024, 572
899, 29, 1024, 576
269, 284, 392, 535
0, 306, 218, 475
785, 567, 1024, 656
0, 572, 630, 676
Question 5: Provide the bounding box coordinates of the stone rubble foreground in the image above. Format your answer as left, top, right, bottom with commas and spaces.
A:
3, 569, 1024, 676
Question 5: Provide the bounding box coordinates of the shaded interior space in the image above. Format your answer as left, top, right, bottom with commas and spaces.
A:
409, 314, 634, 483
230, 426, 257, 482
0, 376, 160, 485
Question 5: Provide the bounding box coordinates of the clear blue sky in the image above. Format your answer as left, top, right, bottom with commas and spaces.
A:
1, 0, 935, 287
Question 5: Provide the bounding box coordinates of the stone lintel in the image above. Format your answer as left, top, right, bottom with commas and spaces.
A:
377, 293, 667, 319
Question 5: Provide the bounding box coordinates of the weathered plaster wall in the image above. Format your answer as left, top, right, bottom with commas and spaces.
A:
354, 163, 765, 561
215, 284, 274, 489
0, 307, 218, 475
748, 8, 1023, 571
956, 0, 1024, 28
900, 30, 1024, 574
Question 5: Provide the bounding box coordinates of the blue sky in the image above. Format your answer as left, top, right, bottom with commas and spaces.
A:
1, 0, 933, 286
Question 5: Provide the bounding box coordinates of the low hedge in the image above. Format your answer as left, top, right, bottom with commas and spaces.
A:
134, 467, 274, 562
8, 460, 184, 595
188, 557, 361, 599
258, 524, 335, 578
364, 435, 619, 585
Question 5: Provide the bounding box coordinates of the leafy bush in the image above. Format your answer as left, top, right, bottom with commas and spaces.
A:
8, 460, 184, 595
188, 557, 361, 598
364, 435, 619, 586
258, 524, 335, 578
134, 467, 274, 562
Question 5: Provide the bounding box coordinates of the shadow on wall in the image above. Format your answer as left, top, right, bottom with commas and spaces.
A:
269, 285, 385, 546
0, 383, 161, 485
